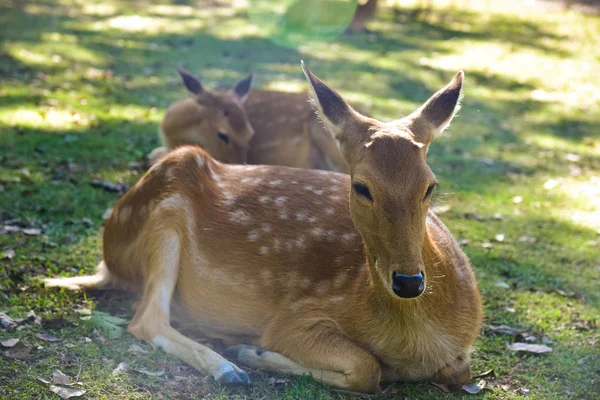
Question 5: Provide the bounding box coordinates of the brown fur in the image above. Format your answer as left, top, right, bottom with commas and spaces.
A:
45, 67, 482, 393
150, 71, 349, 173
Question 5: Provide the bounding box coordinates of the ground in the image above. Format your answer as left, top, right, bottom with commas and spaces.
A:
0, 0, 599, 399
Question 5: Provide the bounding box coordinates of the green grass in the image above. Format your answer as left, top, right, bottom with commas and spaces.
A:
1, 0, 599, 398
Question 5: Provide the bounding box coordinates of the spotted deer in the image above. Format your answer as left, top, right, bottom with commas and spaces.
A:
148, 68, 349, 173
45, 62, 482, 393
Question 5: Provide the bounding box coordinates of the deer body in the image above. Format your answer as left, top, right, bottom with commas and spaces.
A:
46, 65, 482, 393
151, 70, 349, 173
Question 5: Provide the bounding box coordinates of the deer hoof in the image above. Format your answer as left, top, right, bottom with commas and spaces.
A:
217, 369, 251, 386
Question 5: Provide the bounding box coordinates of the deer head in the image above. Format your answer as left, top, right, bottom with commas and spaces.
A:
176, 67, 255, 163
302, 61, 463, 299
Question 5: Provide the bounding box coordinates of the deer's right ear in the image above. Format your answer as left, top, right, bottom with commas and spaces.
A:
301, 61, 368, 163
176, 67, 203, 95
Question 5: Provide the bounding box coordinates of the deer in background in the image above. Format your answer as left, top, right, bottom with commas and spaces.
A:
45, 62, 482, 393
148, 68, 350, 173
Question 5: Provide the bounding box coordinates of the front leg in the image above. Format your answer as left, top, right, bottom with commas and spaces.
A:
431, 353, 471, 388
226, 320, 382, 394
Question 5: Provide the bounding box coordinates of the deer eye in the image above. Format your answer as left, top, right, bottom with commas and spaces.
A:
218, 132, 229, 144
352, 183, 372, 201
424, 183, 437, 201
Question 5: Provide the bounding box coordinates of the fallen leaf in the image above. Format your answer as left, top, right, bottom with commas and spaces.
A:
494, 233, 505, 242
23, 228, 41, 236
482, 242, 493, 249
35, 333, 63, 342
52, 370, 71, 385
489, 324, 522, 335
516, 387, 531, 396
491, 213, 504, 221
90, 178, 129, 195
494, 280, 510, 289
20, 168, 31, 177
267, 377, 290, 385
2, 248, 15, 259
462, 379, 486, 394
472, 369, 495, 379
464, 213, 485, 221
81, 218, 93, 228
0, 312, 17, 328
128, 343, 148, 355
133, 368, 165, 377
507, 343, 552, 353
513, 196, 523, 204
505, 307, 516, 313
49, 385, 86, 399
458, 239, 469, 246
4, 341, 31, 360
37, 377, 51, 385
516, 332, 537, 342
518, 236, 537, 243
1, 338, 20, 347
112, 361, 129, 376
2, 225, 21, 234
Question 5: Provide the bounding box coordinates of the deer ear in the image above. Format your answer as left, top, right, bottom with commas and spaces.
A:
301, 61, 369, 163
234, 73, 253, 103
176, 66, 203, 95
409, 71, 464, 144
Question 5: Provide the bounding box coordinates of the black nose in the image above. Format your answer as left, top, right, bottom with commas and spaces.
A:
392, 271, 425, 298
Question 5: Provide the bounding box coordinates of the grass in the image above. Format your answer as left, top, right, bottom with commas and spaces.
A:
1, 0, 599, 398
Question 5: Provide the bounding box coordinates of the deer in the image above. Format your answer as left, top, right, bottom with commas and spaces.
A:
147, 68, 350, 173
347, 0, 378, 33
44, 62, 482, 394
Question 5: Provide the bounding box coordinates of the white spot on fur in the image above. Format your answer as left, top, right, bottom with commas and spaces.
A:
278, 116, 287, 123
196, 154, 205, 168
247, 229, 260, 241
328, 295, 345, 303
279, 210, 288, 220
242, 176, 262, 185
261, 270, 273, 282
326, 230, 337, 240
311, 227, 324, 238
313, 189, 324, 195
333, 273, 346, 288
160, 194, 186, 210
153, 336, 170, 352
118, 206, 132, 224
262, 223, 272, 233
342, 232, 357, 243
210, 168, 221, 182
223, 192, 237, 207
315, 281, 329, 295
241, 177, 253, 184
307, 216, 317, 224
138, 203, 148, 217
295, 210, 308, 221
269, 179, 282, 186
330, 186, 339, 192
259, 196, 270, 204
259, 246, 269, 255
329, 195, 342, 201
216, 181, 226, 188
304, 185, 314, 191
274, 196, 287, 206
272, 238, 281, 252
285, 241, 294, 251
230, 210, 251, 224
325, 208, 335, 216
165, 168, 175, 181
295, 236, 306, 249
301, 277, 311, 289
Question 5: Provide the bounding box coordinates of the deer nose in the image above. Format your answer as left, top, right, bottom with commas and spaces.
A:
392, 271, 425, 298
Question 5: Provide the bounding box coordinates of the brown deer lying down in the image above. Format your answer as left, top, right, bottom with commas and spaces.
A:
45, 63, 482, 393
147, 68, 350, 173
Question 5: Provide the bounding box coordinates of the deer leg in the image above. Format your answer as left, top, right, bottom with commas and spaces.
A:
126, 232, 250, 386
226, 323, 381, 393
431, 353, 471, 387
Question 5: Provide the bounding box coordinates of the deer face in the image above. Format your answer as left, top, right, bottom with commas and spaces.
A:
302, 62, 463, 299
177, 68, 255, 164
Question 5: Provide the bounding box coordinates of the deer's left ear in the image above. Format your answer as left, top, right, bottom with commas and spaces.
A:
408, 71, 464, 144
234, 73, 253, 103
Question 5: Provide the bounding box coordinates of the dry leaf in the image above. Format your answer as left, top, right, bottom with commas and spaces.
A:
565, 153, 580, 162
2, 248, 15, 259
516, 332, 537, 342
518, 236, 537, 243
128, 343, 148, 355
112, 361, 129, 376
91, 178, 130, 194
1, 338, 20, 347
472, 369, 495, 379
35, 333, 62, 342
494, 280, 510, 289
516, 387, 531, 396
489, 324, 522, 335
482, 242, 493, 249
458, 239, 469, 246
102, 208, 113, 220
4, 342, 31, 360
49, 385, 86, 399
133, 368, 165, 377
52, 370, 71, 386
23, 228, 41, 236
507, 343, 552, 353
462, 379, 486, 394
0, 312, 17, 328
